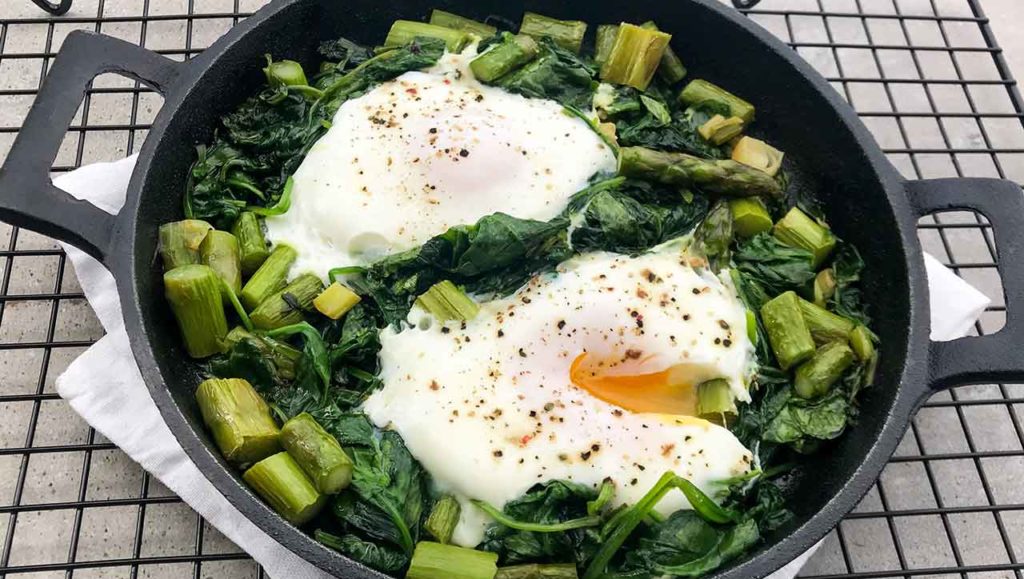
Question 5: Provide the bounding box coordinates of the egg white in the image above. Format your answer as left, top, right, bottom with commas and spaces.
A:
363, 248, 757, 547
265, 45, 617, 277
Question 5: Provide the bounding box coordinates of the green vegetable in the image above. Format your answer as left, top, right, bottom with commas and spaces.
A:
313, 281, 361, 320
697, 378, 735, 418
231, 212, 270, 276
763, 387, 852, 452
315, 530, 407, 575
416, 280, 479, 322
250, 273, 324, 330
814, 268, 837, 307
693, 200, 733, 271
623, 512, 760, 577
519, 12, 587, 53
613, 96, 726, 159
794, 342, 856, 399
195, 377, 280, 466
618, 146, 783, 198
164, 264, 229, 358
733, 233, 817, 296
199, 230, 242, 295
587, 479, 615, 516
493, 37, 596, 110
594, 25, 619, 65
223, 326, 301, 380
829, 244, 870, 323
599, 23, 670, 91
471, 33, 540, 82
699, 114, 744, 145
425, 495, 461, 544
729, 198, 772, 238
473, 500, 602, 532
850, 324, 875, 361
263, 57, 309, 88
798, 297, 856, 345
159, 220, 212, 270
761, 291, 815, 370
429, 9, 497, 38
679, 79, 755, 124
773, 207, 836, 268
384, 20, 470, 52
496, 563, 578, 579
732, 136, 784, 177
407, 542, 498, 579
240, 244, 297, 310
243, 452, 325, 525
281, 412, 353, 494
641, 21, 686, 84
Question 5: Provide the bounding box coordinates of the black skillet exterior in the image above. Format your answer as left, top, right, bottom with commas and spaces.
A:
2, 0, 1024, 577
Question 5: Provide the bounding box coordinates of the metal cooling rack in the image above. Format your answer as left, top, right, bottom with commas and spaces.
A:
0, 0, 1020, 577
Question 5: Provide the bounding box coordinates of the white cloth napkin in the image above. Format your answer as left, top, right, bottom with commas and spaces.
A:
51, 156, 989, 578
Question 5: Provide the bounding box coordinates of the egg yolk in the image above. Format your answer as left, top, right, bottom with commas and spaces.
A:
569, 352, 702, 415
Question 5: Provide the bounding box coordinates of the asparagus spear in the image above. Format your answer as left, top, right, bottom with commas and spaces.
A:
243, 452, 325, 525
250, 273, 324, 330
231, 212, 270, 276
199, 230, 242, 295
599, 23, 671, 91
618, 146, 783, 198
732, 136, 784, 177
594, 25, 619, 66
384, 21, 470, 52
797, 297, 855, 345
225, 326, 302, 379
729, 197, 773, 238
773, 207, 836, 268
794, 341, 856, 399
814, 268, 837, 307
640, 21, 687, 84
416, 280, 479, 322
470, 33, 539, 82
281, 412, 353, 494
429, 9, 497, 38
164, 265, 229, 358
519, 12, 587, 53
407, 542, 498, 579
850, 325, 876, 361
240, 244, 297, 310
195, 377, 280, 465
696, 378, 735, 418
761, 291, 816, 370
679, 79, 755, 124
425, 495, 461, 545
699, 114, 745, 145
159, 220, 212, 270
313, 281, 361, 320
496, 564, 578, 579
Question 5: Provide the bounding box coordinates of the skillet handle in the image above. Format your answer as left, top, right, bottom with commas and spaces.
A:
0, 31, 182, 266
905, 178, 1024, 390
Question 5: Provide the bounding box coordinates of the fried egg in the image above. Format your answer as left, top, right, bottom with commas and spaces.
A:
265, 45, 617, 276
363, 248, 757, 547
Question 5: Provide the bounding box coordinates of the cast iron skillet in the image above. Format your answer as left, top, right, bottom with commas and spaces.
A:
2, 0, 1024, 577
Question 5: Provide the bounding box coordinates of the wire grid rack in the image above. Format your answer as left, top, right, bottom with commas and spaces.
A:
0, 0, 1021, 577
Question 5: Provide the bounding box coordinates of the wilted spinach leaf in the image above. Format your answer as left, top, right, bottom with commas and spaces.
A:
496, 37, 596, 110
733, 233, 817, 296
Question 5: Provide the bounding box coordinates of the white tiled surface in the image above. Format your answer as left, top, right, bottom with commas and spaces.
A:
0, 1, 1021, 578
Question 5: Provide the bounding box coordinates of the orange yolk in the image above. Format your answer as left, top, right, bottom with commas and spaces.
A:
569, 353, 699, 416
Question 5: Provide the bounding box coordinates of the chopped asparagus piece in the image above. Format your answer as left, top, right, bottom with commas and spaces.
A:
746, 309, 759, 345
641, 21, 686, 84
263, 58, 308, 88
164, 265, 229, 358
729, 198, 773, 237
250, 273, 324, 330
679, 79, 755, 124
762, 291, 816, 370
798, 297, 856, 345
407, 542, 498, 579
732, 136, 784, 177
794, 342, 856, 399
195, 377, 280, 465
231, 212, 270, 276
384, 20, 470, 52
594, 25, 619, 65
773, 207, 836, 268
471, 33, 539, 82
425, 495, 461, 544
281, 413, 353, 495
850, 324, 876, 361
429, 9, 497, 38
599, 23, 670, 91
199, 230, 242, 295
698, 114, 745, 145
240, 244, 297, 310
313, 282, 361, 320
225, 326, 302, 379
496, 564, 579, 579
416, 280, 479, 322
159, 220, 212, 270
519, 12, 587, 53
243, 452, 325, 525
618, 146, 783, 198
696, 378, 735, 418
814, 268, 837, 307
